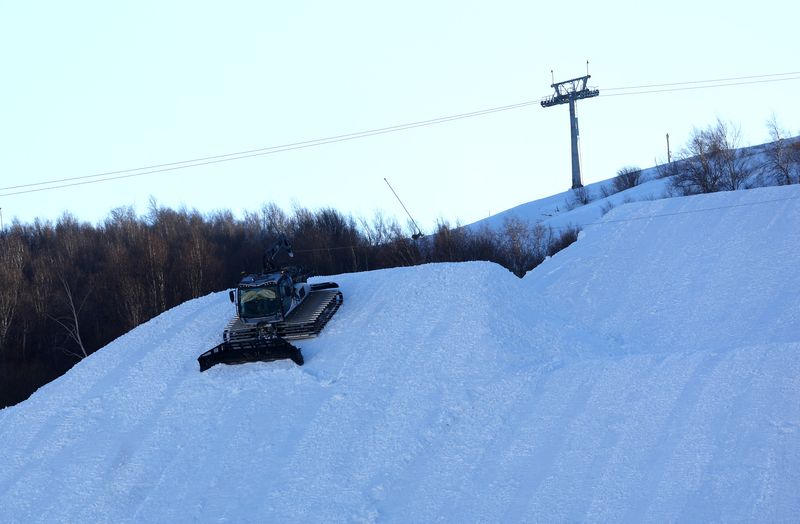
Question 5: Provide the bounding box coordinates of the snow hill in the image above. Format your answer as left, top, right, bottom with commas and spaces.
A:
1, 184, 799, 523
468, 140, 779, 233
468, 167, 671, 233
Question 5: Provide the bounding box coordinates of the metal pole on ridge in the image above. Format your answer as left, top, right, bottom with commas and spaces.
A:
541, 65, 600, 189
384, 178, 423, 240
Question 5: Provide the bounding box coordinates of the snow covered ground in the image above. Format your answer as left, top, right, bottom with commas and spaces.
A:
468, 140, 779, 234
467, 164, 671, 233
1, 184, 798, 523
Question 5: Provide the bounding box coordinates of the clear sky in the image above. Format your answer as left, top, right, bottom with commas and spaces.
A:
2, 1, 798, 231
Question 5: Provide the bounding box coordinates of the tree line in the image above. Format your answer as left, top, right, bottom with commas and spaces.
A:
0, 202, 577, 408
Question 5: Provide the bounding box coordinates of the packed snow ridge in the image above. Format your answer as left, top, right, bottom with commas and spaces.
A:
1, 185, 799, 523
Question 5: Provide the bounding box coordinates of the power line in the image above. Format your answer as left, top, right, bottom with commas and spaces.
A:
0, 99, 540, 197
600, 75, 800, 98
3, 70, 799, 198
602, 71, 800, 91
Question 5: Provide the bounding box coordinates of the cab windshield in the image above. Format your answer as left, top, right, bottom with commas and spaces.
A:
239, 285, 281, 318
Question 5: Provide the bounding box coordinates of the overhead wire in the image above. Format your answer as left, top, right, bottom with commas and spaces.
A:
1, 99, 540, 193
0, 99, 540, 197
601, 71, 800, 91
600, 75, 800, 97
2, 70, 799, 198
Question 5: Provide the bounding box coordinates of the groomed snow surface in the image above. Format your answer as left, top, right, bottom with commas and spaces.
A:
1, 185, 799, 523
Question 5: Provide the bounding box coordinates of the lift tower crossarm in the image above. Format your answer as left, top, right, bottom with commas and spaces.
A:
540, 75, 599, 107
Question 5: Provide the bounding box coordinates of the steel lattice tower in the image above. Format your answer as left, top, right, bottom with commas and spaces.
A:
541, 72, 599, 189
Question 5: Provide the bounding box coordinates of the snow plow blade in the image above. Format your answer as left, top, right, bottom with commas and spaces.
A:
198, 337, 304, 372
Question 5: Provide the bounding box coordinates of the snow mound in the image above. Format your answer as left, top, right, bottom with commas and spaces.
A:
1, 186, 799, 522
525, 184, 800, 355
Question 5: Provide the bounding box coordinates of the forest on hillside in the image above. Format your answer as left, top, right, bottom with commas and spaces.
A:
0, 202, 577, 408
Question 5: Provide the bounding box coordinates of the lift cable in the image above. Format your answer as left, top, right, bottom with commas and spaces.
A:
601, 71, 800, 92
0, 99, 540, 197
600, 75, 800, 97
2, 71, 799, 198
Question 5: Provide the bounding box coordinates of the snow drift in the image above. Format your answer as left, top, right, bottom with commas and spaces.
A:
1, 185, 798, 523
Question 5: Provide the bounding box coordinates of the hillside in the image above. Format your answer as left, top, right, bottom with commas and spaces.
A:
1, 184, 798, 522
468, 165, 670, 233
468, 139, 794, 234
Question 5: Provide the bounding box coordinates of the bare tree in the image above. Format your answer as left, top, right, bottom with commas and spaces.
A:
500, 218, 551, 277
0, 234, 27, 349
359, 210, 393, 247
566, 187, 592, 210
548, 226, 580, 256
613, 166, 642, 192
184, 227, 210, 298
500, 217, 530, 277
764, 116, 799, 186
671, 119, 752, 195
431, 219, 470, 263
389, 230, 424, 267
105, 242, 146, 329
716, 122, 751, 190
655, 158, 680, 179
600, 200, 616, 216
246, 202, 291, 239
49, 275, 90, 360
144, 232, 168, 312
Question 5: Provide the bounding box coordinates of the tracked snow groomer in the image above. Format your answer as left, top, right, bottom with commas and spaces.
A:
198, 236, 343, 371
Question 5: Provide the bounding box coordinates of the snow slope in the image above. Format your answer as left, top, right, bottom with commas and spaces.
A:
468, 140, 780, 234
468, 165, 671, 233
1, 185, 799, 523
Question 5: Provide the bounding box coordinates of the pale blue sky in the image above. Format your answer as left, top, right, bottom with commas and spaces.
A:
2, 1, 798, 230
